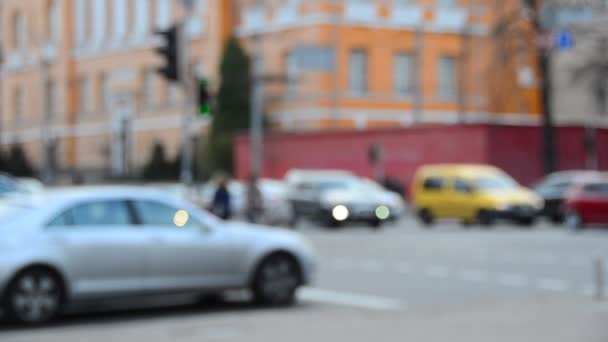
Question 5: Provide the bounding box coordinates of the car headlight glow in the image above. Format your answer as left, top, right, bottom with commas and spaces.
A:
332, 205, 349, 221
375, 206, 391, 220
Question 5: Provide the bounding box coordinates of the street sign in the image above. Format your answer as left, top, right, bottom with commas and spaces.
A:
556, 30, 574, 51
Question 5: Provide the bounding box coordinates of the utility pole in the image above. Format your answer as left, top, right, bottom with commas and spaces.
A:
524, 0, 558, 174
155, 0, 198, 185
250, 34, 264, 177
40, 54, 53, 183
413, 23, 424, 124
330, 0, 342, 128
179, 0, 197, 185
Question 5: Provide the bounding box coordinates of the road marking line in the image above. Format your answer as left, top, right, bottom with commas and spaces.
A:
424, 265, 449, 278
536, 278, 569, 292
395, 263, 413, 275
497, 254, 518, 263
496, 273, 529, 288
360, 260, 384, 272
531, 253, 558, 265
568, 256, 588, 267
299, 288, 403, 311
473, 251, 489, 261
461, 269, 489, 282
329, 258, 357, 270
588, 303, 608, 314
579, 285, 594, 296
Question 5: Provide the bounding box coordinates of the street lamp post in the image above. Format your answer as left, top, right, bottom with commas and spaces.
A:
40, 44, 54, 184
522, 0, 558, 174
178, 0, 197, 185
250, 34, 264, 178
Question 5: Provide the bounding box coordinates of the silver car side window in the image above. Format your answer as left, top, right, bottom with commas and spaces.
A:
70, 201, 132, 226
133, 200, 205, 229
47, 210, 72, 227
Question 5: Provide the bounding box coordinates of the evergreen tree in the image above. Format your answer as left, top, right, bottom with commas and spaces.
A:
6, 144, 35, 177
204, 36, 252, 174
142, 142, 172, 181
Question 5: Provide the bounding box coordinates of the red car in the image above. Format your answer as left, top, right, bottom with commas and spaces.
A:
563, 179, 608, 229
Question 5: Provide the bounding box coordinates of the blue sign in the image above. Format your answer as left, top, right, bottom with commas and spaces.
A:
556, 30, 574, 51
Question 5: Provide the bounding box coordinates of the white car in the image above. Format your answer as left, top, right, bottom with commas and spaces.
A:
201, 179, 293, 226
0, 186, 317, 324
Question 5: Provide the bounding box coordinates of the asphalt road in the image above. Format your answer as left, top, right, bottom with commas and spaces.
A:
2, 218, 608, 342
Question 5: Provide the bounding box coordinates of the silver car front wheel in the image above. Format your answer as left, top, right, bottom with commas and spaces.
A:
5, 268, 63, 324
252, 254, 300, 306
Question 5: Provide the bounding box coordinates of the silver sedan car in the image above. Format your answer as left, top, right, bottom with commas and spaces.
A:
0, 187, 317, 324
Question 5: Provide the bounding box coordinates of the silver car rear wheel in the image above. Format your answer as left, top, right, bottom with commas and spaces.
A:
252, 254, 300, 306
5, 268, 63, 324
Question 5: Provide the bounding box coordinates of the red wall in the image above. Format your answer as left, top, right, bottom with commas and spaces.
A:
235, 125, 608, 187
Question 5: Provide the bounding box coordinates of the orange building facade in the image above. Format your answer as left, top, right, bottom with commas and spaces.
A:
0, 0, 541, 179
237, 0, 542, 130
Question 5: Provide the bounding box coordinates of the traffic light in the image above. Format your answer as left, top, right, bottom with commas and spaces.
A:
198, 79, 210, 116
155, 25, 180, 82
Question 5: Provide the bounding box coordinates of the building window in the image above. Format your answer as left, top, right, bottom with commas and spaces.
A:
142, 69, 156, 109
286, 52, 299, 96
99, 74, 111, 113
134, 0, 150, 38
113, 0, 128, 41
45, 79, 57, 121
14, 13, 28, 51
349, 49, 368, 96
93, 0, 107, 46
74, 0, 86, 46
48, 1, 60, 44
438, 56, 457, 100
157, 0, 172, 30
394, 53, 413, 97
79, 77, 93, 115
13, 87, 26, 127
166, 83, 180, 106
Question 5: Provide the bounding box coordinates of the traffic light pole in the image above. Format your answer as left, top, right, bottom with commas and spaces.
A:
178, 22, 196, 185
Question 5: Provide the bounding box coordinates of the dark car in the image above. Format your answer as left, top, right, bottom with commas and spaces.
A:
285, 170, 397, 229
533, 171, 604, 223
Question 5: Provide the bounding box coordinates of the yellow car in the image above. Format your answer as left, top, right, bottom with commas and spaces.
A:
411, 164, 543, 226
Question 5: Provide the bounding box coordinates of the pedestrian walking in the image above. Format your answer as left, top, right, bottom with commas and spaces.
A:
211, 175, 232, 220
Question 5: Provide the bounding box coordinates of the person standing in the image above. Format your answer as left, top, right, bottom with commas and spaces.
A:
246, 174, 263, 223
212, 176, 232, 220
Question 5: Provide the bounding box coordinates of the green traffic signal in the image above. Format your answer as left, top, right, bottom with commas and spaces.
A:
199, 104, 210, 116
198, 79, 210, 116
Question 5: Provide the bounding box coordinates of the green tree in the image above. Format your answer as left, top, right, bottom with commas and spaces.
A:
6, 144, 35, 178
0, 148, 7, 174
142, 142, 173, 181
204, 36, 251, 174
